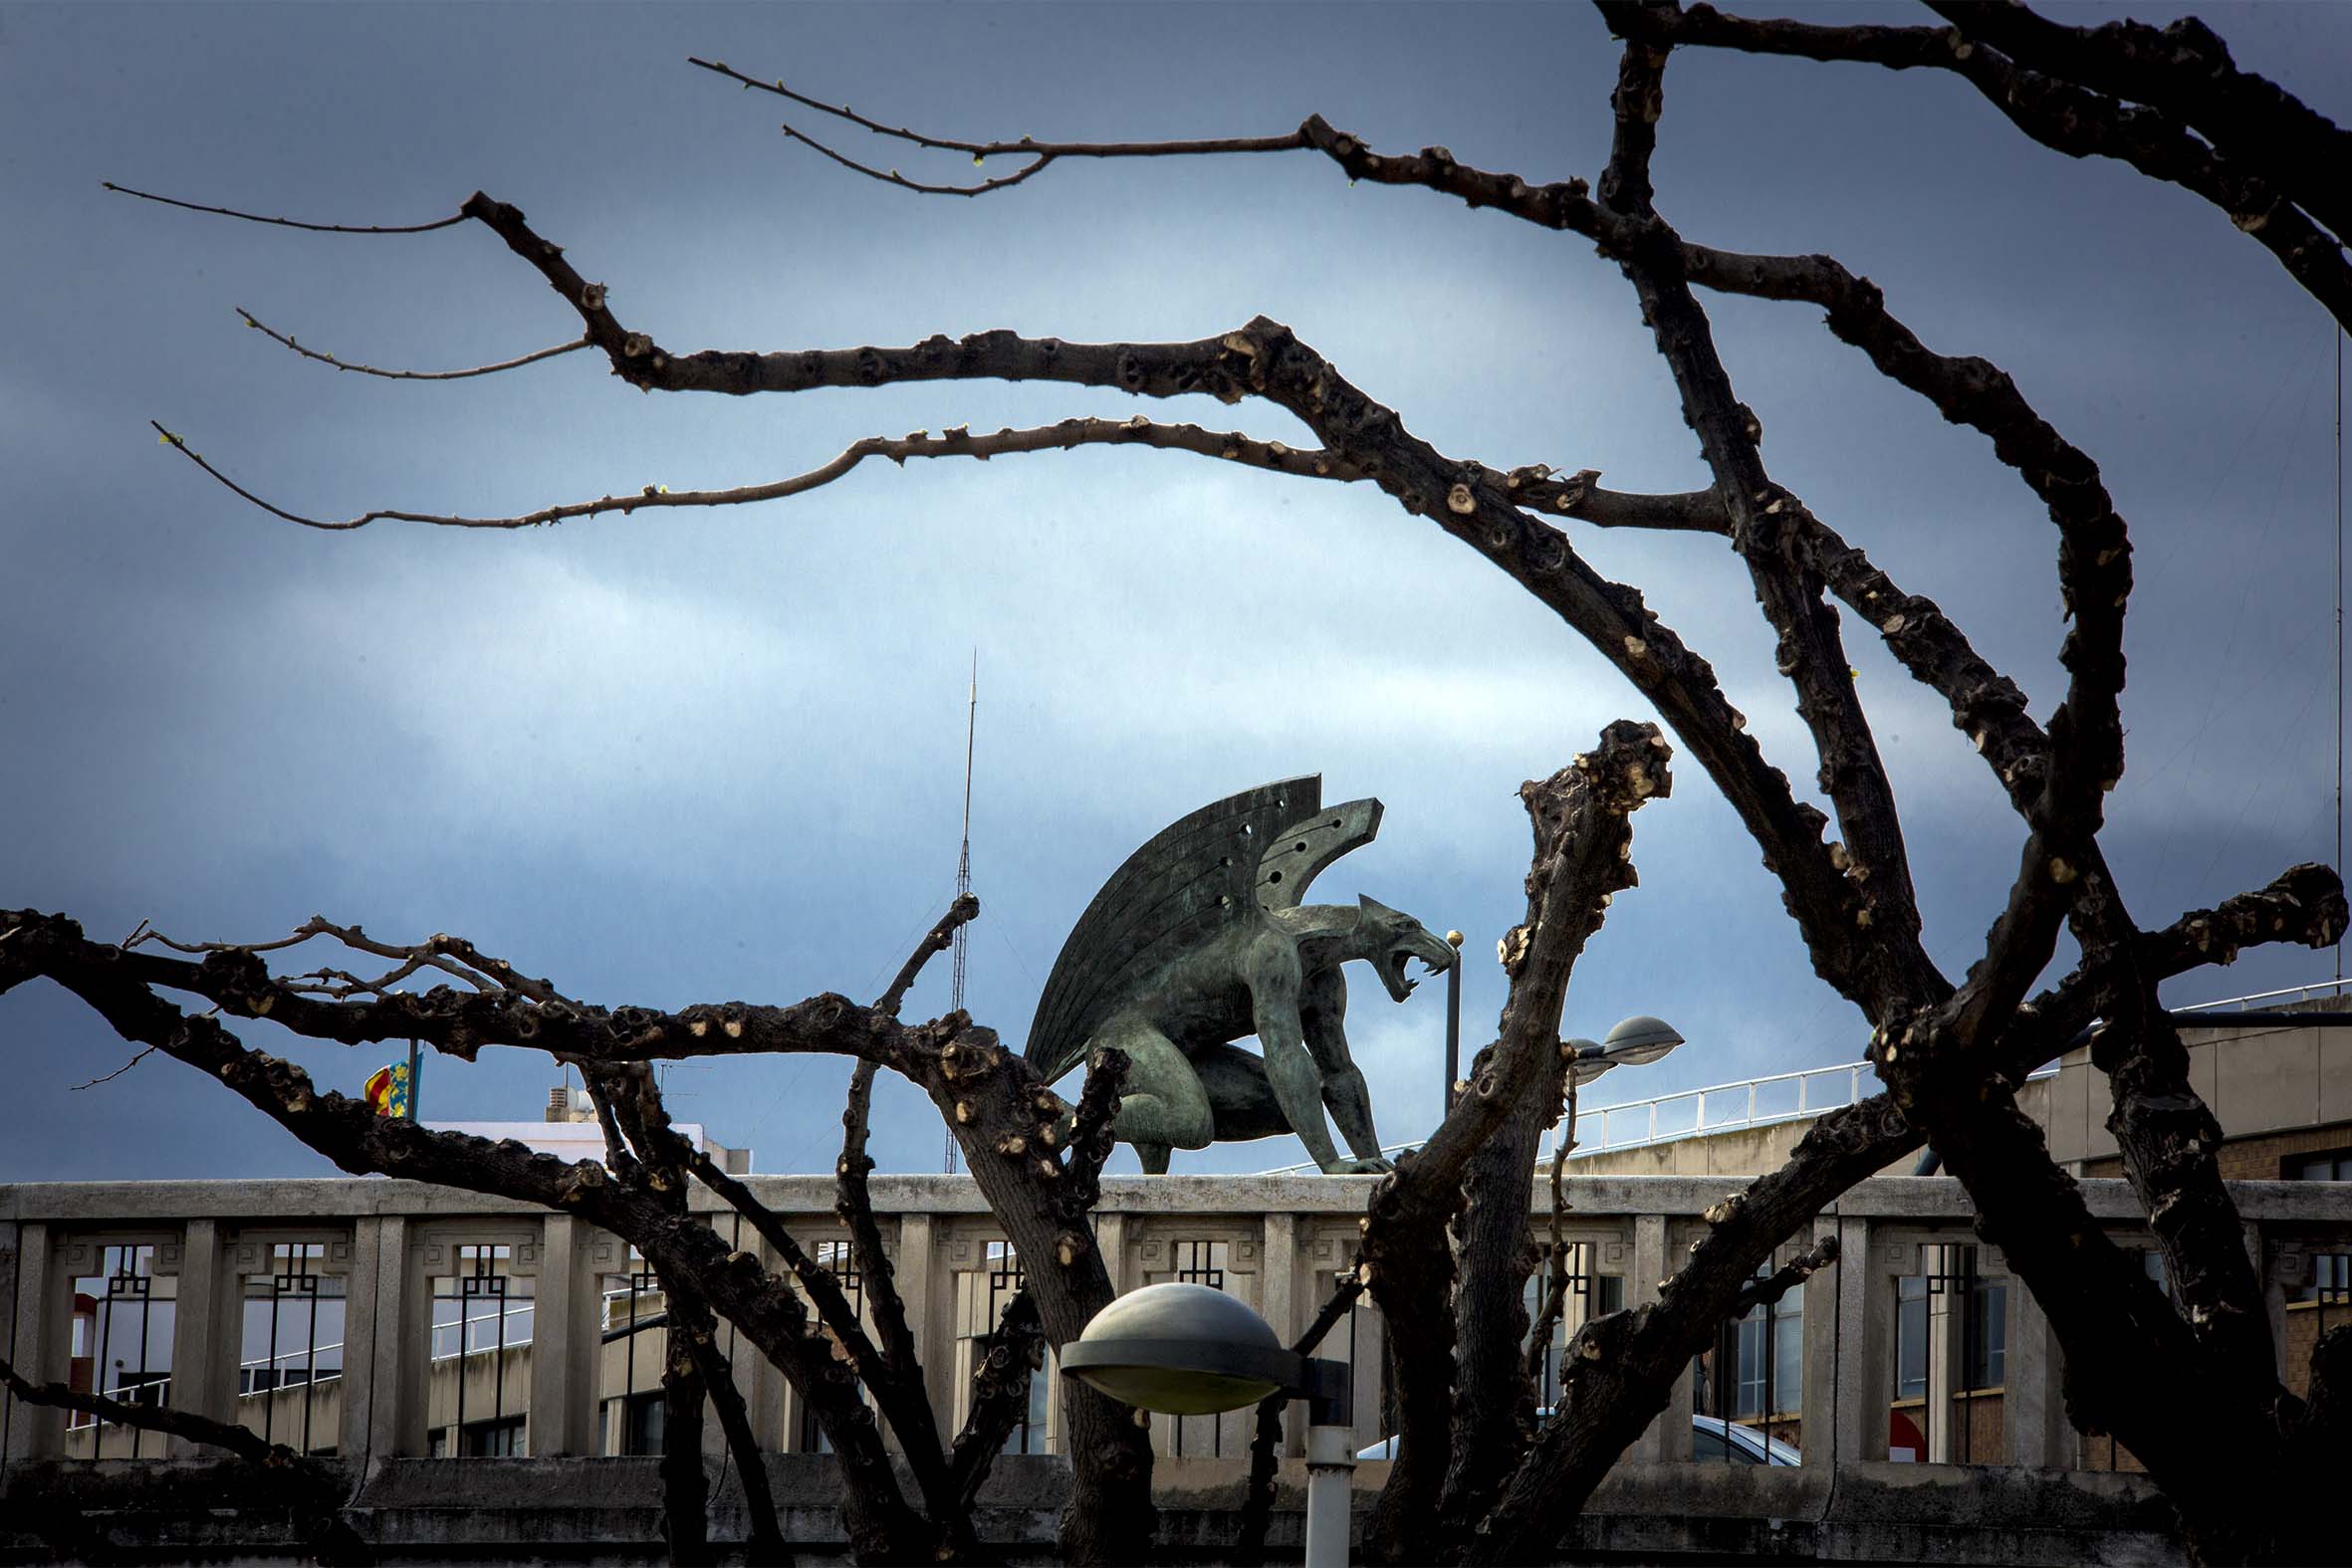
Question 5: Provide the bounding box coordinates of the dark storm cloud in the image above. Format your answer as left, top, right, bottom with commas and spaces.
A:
4, 3, 2347, 1181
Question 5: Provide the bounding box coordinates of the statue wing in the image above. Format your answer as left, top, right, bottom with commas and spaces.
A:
1026, 776, 1320, 1084
1254, 796, 1382, 911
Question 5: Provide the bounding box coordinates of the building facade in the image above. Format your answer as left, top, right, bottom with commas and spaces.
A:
4, 1169, 2347, 1481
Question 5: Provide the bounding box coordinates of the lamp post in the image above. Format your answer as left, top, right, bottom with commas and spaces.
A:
1061, 1282, 1356, 1568
1442, 929, 1464, 1117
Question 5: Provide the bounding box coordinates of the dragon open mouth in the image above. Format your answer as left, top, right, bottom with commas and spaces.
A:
1385, 944, 1452, 1000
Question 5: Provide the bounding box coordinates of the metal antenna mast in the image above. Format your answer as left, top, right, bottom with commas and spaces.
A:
947, 652, 977, 1175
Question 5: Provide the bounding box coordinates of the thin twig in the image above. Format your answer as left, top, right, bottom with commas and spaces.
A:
780, 123, 1056, 197
126, 914, 569, 1004
1523, 1083, 1579, 1384
237, 309, 590, 381
69, 1043, 161, 1090
102, 180, 466, 234
875, 893, 979, 1016
150, 415, 1363, 532
690, 56, 1304, 197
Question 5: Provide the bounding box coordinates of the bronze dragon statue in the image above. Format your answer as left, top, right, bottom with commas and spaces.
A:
1026, 777, 1456, 1174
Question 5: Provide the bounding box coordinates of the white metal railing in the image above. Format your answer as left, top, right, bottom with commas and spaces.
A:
2175, 977, 2352, 1013
1548, 1061, 1868, 1162
1253, 1063, 1879, 1176
1256, 1061, 1878, 1176
1255, 978, 2352, 1179
238, 1342, 347, 1394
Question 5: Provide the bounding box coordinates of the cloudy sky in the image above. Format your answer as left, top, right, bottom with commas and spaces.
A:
4, 2, 2348, 1183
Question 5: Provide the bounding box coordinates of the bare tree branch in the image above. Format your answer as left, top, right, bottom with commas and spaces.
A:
1921, 1, 2352, 241
0, 1350, 371, 1564
670, 1281, 791, 1566
656, 1306, 714, 1568
153, 414, 1357, 532
167, 181, 1856, 1002
102, 180, 466, 233
158, 404, 1711, 539
2, 922, 934, 1559
1521, 1101, 1580, 1388
1728, 1234, 1839, 1318
688, 56, 1306, 196
1609, 2, 2352, 333
236, 309, 590, 381
0, 1350, 295, 1466
835, 1056, 949, 1493
124, 913, 567, 1001
68, 1041, 165, 1089
945, 1287, 1045, 1511
876, 893, 978, 1018
1602, 36, 1938, 1016
1362, 722, 1670, 1563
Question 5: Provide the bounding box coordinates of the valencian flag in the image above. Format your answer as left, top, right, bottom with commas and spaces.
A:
362, 1058, 417, 1119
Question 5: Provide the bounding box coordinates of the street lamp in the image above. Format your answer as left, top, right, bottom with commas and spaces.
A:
1564, 1013, 1685, 1085
1062, 1282, 1356, 1568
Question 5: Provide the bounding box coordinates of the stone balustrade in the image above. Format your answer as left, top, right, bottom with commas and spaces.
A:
3, 1174, 2347, 1479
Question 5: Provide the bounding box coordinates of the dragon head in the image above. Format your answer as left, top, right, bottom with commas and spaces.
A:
1354, 895, 1458, 1003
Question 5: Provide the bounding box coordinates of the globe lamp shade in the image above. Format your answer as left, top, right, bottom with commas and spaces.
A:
1060, 1282, 1298, 1416
1601, 1014, 1685, 1067
1563, 1038, 1616, 1086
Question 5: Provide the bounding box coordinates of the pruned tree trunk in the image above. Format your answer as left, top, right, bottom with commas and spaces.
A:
659, 1317, 713, 1568
1362, 722, 1671, 1564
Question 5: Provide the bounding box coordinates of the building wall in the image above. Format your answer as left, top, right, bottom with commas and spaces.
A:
2042, 1004, 2352, 1172
6, 1173, 2348, 1486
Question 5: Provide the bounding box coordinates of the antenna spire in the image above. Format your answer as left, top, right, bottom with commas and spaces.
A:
948, 651, 977, 1175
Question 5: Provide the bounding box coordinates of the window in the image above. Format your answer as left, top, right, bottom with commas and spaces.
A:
1694, 1258, 1800, 1456
1965, 1276, 2007, 1389
599, 1247, 665, 1455
238, 1241, 346, 1455
68, 1244, 176, 1458
1166, 1241, 1231, 1457
427, 1242, 532, 1458
1890, 1243, 2001, 1464
625, 1392, 665, 1456
798, 1240, 864, 1455
1731, 1284, 1801, 1419
1523, 1246, 1622, 1410
954, 1240, 1051, 1456
1894, 1273, 1930, 1401
463, 1416, 527, 1456
2289, 1153, 2351, 1301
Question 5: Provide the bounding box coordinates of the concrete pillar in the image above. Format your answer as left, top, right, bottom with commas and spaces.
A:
3, 1223, 61, 1461
0, 1221, 19, 1467
891, 1214, 940, 1449
339, 1215, 416, 1460
1260, 1213, 1297, 1341
1833, 1216, 1875, 1462
1261, 1213, 1297, 1457
2004, 1276, 2070, 1468
744, 1227, 788, 1454
1095, 1214, 1128, 1293
2250, 1223, 2290, 1383
529, 1215, 597, 1457
165, 1219, 232, 1456
1798, 1215, 1839, 1467
1630, 1214, 1689, 1460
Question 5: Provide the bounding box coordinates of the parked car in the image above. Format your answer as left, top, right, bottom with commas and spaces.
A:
1357, 1412, 1799, 1464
